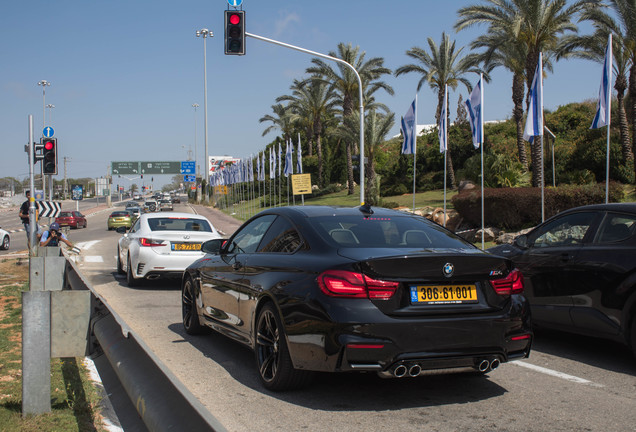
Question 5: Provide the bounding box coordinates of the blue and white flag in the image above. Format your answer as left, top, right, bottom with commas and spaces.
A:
400, 96, 417, 154
523, 53, 544, 143
278, 142, 282, 177
296, 134, 303, 174
465, 75, 483, 149
591, 34, 613, 129
439, 85, 448, 153
284, 140, 293, 177
269, 148, 275, 179
261, 152, 266, 181
256, 154, 261, 181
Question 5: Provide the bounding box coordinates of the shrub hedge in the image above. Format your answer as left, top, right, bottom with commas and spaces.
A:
451, 182, 624, 230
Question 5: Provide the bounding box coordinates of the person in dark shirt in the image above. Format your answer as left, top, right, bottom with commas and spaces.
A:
19, 190, 35, 245
40, 222, 74, 248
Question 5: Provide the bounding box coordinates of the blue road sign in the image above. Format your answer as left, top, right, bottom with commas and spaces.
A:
184, 175, 196, 182
43, 126, 55, 138
180, 161, 196, 174
227, 0, 243, 6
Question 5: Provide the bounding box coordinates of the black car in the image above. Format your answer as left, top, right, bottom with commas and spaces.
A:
182, 206, 532, 390
488, 203, 636, 356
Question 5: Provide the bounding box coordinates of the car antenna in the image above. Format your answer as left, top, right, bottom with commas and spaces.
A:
359, 203, 374, 216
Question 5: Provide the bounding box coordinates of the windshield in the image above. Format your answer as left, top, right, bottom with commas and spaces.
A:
307, 214, 475, 249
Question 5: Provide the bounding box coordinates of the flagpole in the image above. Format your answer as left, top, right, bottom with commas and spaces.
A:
412, 94, 417, 213
605, 34, 613, 204
443, 85, 448, 227
539, 53, 545, 223
480, 74, 485, 250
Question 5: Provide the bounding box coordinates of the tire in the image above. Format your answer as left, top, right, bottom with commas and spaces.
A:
1, 235, 9, 250
182, 276, 208, 335
255, 303, 313, 391
126, 255, 140, 287
116, 247, 124, 275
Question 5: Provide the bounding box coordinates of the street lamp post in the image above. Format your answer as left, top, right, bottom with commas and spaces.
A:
38, 80, 51, 200
196, 28, 212, 201
46, 104, 55, 126
192, 103, 200, 202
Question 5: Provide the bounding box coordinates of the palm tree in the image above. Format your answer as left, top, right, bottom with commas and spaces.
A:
575, 1, 636, 174
277, 79, 339, 188
456, 0, 594, 187
395, 32, 483, 188
259, 103, 295, 144
307, 43, 394, 195
334, 110, 395, 205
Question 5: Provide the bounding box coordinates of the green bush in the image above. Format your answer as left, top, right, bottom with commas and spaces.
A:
452, 182, 624, 230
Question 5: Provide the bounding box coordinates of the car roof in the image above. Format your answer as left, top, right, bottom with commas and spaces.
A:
559, 202, 636, 214
140, 212, 207, 220
259, 205, 415, 219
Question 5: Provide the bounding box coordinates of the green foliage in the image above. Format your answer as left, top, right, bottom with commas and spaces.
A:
459, 153, 530, 187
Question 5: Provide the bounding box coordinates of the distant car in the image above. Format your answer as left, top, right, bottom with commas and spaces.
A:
172, 195, 181, 204
133, 194, 143, 201
55, 211, 87, 229
488, 203, 636, 356
144, 201, 157, 212
159, 199, 173, 211
125, 201, 138, 209
182, 205, 532, 391
116, 212, 222, 286
126, 206, 142, 220
0, 227, 9, 250
107, 210, 133, 230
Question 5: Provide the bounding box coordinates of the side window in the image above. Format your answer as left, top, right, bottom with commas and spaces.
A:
596, 213, 636, 243
531, 212, 596, 248
258, 216, 304, 253
227, 215, 277, 254
130, 219, 141, 233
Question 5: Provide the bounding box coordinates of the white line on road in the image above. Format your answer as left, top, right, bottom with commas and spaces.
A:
76, 240, 101, 250
83, 256, 104, 263
511, 360, 603, 387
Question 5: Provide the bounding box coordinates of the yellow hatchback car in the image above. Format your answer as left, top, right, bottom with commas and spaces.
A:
107, 210, 133, 230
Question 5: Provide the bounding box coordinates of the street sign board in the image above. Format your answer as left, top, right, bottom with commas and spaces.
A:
43, 126, 55, 138
292, 173, 312, 195
181, 161, 195, 174
71, 184, 83, 201
111, 162, 140, 175
37, 201, 62, 218
183, 175, 196, 182
140, 161, 181, 174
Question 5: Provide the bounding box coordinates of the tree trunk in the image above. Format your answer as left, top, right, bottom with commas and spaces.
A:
343, 96, 355, 195
437, 87, 456, 189
446, 149, 456, 189
615, 74, 633, 163
631, 64, 636, 181
316, 133, 323, 188
513, 73, 528, 170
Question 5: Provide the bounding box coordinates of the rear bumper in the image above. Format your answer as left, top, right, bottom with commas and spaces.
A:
284, 295, 532, 374
135, 250, 205, 279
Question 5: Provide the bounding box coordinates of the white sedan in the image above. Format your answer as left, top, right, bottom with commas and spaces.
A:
116, 212, 222, 287
0, 227, 9, 250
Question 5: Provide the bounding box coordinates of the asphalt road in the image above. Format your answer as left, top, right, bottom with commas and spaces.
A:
17, 200, 636, 431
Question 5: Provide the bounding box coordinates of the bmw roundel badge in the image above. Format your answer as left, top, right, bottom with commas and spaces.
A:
443, 262, 454, 278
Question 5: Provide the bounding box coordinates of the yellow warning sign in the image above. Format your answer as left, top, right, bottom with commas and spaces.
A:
291, 173, 312, 195
214, 185, 228, 195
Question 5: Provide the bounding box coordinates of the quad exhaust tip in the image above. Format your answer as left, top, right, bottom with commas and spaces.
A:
408, 364, 422, 377
393, 365, 408, 378
478, 359, 490, 372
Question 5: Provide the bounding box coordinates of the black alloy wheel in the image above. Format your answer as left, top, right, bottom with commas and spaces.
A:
182, 276, 208, 335
1, 235, 9, 250
126, 255, 140, 287
255, 303, 313, 391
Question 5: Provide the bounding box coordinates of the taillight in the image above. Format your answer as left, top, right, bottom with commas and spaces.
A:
140, 238, 166, 247
490, 269, 524, 296
317, 270, 398, 300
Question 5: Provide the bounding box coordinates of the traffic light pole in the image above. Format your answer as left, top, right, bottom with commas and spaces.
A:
245, 32, 366, 206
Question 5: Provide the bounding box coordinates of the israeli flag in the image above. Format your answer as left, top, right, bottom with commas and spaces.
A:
296, 134, 303, 174
591, 34, 613, 129
278, 143, 282, 177
465, 76, 483, 149
269, 148, 275, 179
400, 96, 417, 154
439, 85, 448, 153
284, 140, 293, 177
523, 53, 543, 143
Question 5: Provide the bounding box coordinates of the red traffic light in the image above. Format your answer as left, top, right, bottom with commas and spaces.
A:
229, 13, 240, 25
44, 140, 55, 150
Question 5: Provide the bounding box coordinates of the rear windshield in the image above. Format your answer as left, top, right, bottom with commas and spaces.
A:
147, 217, 212, 232
58, 212, 73, 217
307, 215, 474, 249
110, 211, 129, 217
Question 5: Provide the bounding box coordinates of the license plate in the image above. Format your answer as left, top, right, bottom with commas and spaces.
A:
172, 243, 201, 251
410, 284, 478, 304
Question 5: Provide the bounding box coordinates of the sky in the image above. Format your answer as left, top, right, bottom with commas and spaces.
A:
2, 0, 602, 189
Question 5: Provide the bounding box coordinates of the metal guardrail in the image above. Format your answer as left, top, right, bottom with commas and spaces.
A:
63, 252, 227, 432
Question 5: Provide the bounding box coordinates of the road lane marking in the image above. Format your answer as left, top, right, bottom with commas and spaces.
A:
76, 240, 101, 250
83, 256, 104, 263
511, 360, 603, 387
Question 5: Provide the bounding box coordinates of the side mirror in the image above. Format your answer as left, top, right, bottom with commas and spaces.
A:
201, 238, 226, 255
514, 234, 529, 249
115, 226, 128, 234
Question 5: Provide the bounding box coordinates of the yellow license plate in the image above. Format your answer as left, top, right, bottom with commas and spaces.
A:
172, 243, 201, 251
410, 284, 478, 304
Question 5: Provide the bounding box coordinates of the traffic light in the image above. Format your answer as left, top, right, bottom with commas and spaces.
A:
224, 10, 245, 55
42, 137, 58, 175
33, 140, 44, 162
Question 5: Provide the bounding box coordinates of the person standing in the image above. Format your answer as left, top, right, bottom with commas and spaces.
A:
19, 190, 33, 245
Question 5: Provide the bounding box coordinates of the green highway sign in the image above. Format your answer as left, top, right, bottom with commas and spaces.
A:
140, 161, 182, 174
111, 162, 140, 175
